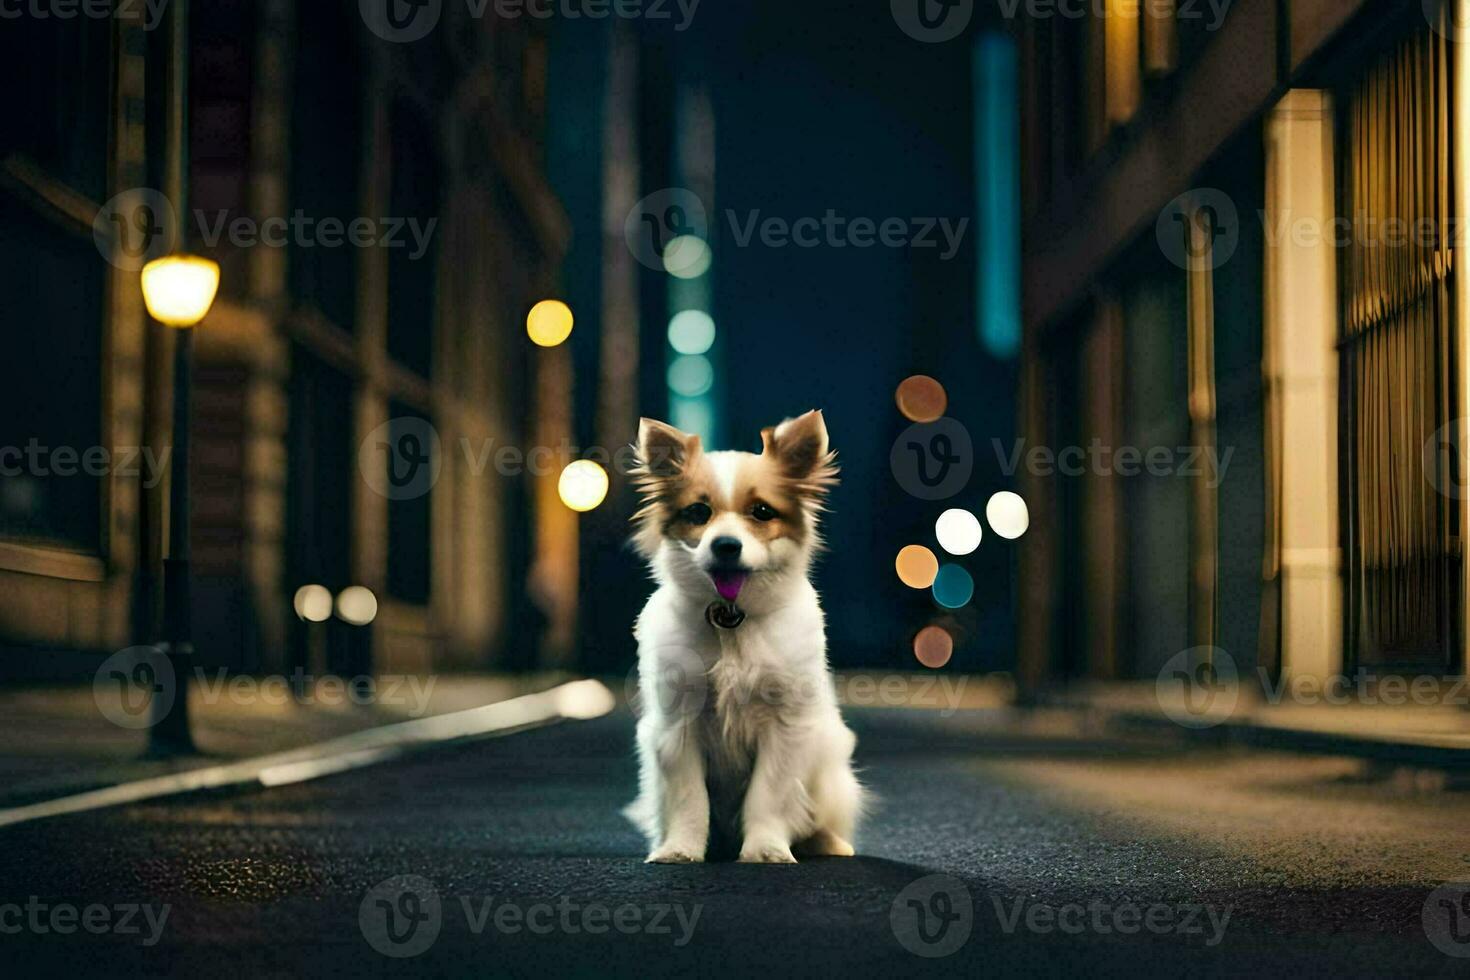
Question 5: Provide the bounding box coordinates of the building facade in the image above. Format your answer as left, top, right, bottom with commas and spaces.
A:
0, 0, 577, 678
1017, 0, 1470, 691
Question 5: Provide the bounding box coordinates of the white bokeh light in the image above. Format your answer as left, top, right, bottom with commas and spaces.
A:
293, 584, 332, 623
934, 508, 983, 555
335, 586, 379, 626
986, 491, 1030, 540
668, 310, 716, 355
663, 235, 712, 279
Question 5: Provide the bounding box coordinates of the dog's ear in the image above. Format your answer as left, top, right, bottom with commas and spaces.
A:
630, 419, 701, 557
636, 418, 700, 477
762, 410, 838, 497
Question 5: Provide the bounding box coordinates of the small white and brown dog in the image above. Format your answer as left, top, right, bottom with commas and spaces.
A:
624, 410, 863, 864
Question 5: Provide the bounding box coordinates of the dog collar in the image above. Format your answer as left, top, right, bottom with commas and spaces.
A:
705, 601, 747, 631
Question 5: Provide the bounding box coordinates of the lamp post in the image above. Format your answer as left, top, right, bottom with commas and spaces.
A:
141, 0, 220, 754
141, 258, 219, 753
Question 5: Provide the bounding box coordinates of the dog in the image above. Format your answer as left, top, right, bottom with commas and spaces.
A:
623, 410, 864, 863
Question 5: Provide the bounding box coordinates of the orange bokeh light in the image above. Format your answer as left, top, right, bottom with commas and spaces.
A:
913, 625, 954, 669
895, 375, 947, 423
895, 545, 940, 589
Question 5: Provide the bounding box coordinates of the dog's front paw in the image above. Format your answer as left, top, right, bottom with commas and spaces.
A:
738, 840, 797, 864
646, 843, 705, 864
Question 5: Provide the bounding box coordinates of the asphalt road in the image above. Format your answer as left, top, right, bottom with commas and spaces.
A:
2, 706, 1467, 977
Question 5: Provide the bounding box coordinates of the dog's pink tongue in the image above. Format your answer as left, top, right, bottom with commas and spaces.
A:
711, 571, 748, 602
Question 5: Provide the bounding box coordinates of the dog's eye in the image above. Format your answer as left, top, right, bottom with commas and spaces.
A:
751, 502, 779, 522
680, 502, 712, 525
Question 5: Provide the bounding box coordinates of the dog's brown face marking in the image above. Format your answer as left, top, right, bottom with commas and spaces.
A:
657, 453, 808, 548
631, 412, 838, 558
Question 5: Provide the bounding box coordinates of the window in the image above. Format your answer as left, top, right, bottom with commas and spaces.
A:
290, 0, 363, 330
0, 16, 111, 553
1338, 27, 1460, 673
385, 401, 432, 604
386, 99, 440, 378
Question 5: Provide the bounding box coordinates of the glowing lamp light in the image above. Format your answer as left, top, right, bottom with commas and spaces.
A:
895, 375, 948, 423
935, 508, 983, 555
335, 586, 379, 627
913, 625, 954, 669
558, 459, 609, 513
668, 310, 716, 355
667, 354, 715, 397
895, 545, 940, 590
526, 299, 575, 347
986, 491, 1030, 539
932, 565, 975, 609
293, 584, 332, 623
663, 235, 712, 279
140, 254, 220, 327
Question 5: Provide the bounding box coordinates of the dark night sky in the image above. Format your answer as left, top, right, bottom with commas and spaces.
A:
557, 1, 1018, 671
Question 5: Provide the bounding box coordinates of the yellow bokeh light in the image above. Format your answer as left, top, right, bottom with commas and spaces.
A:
527, 299, 575, 347
558, 460, 609, 513
895, 545, 940, 590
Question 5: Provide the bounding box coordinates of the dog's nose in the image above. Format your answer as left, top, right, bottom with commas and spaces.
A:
711, 536, 743, 561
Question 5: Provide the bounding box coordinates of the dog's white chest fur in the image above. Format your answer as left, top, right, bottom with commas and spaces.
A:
628, 582, 862, 863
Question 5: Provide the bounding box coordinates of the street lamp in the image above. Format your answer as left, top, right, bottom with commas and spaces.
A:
142, 254, 217, 754
140, 0, 217, 755
141, 255, 220, 328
